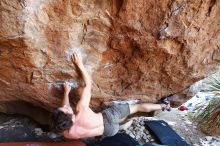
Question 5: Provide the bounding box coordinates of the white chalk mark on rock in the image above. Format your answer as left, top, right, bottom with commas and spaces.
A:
48, 81, 78, 89
65, 48, 87, 62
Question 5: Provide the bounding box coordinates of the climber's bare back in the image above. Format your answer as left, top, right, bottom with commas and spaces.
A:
64, 107, 104, 139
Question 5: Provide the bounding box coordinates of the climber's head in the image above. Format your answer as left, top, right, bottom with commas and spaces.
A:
51, 105, 74, 133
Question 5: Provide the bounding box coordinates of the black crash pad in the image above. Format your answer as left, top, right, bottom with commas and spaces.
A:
144, 120, 189, 146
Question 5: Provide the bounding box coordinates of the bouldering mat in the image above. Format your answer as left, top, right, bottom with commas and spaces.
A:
144, 120, 189, 146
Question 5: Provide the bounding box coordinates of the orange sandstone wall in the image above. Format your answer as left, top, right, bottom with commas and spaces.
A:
0, 0, 220, 110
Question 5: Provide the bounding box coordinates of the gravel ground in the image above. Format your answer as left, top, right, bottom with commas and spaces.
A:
120, 108, 220, 146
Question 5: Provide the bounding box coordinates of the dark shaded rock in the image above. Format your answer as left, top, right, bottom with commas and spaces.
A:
0, 113, 63, 142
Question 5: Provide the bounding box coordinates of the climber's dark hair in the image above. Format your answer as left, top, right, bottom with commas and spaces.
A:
50, 108, 73, 133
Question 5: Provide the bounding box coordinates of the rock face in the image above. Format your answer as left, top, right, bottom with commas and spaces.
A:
0, 0, 220, 111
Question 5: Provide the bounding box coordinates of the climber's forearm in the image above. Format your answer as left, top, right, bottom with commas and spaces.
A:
75, 63, 92, 109
77, 63, 91, 87
62, 91, 70, 106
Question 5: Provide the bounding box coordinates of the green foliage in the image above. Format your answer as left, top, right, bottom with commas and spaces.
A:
193, 96, 220, 135
203, 71, 220, 94
193, 71, 220, 135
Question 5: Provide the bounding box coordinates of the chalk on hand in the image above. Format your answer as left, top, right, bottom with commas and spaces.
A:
65, 48, 86, 61
64, 81, 78, 88
48, 81, 78, 89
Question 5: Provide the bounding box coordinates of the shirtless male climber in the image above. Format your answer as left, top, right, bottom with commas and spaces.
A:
51, 52, 171, 139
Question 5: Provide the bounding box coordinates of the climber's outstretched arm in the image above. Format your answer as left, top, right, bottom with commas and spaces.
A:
62, 82, 71, 106
71, 53, 91, 111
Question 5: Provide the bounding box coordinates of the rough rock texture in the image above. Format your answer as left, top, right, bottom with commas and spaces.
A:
0, 113, 63, 142
0, 0, 220, 111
